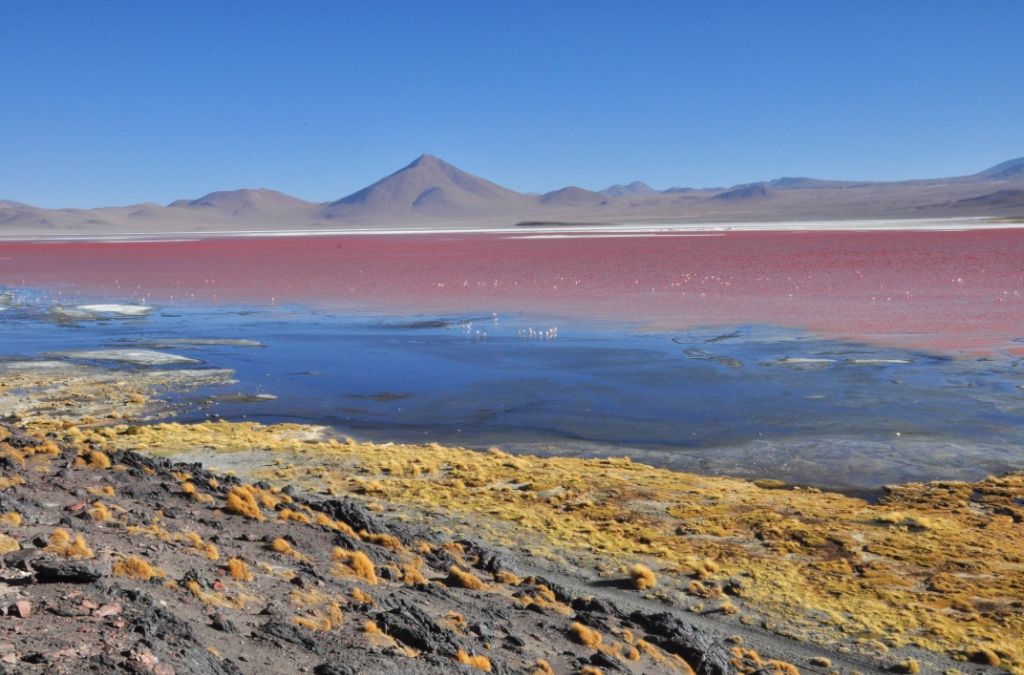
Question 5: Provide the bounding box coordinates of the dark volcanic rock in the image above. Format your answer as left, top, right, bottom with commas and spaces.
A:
258, 619, 319, 650
372, 601, 462, 656
319, 498, 384, 534
32, 559, 104, 584
629, 610, 733, 675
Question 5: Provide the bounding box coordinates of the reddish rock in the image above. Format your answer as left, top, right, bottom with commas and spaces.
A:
13, 600, 31, 618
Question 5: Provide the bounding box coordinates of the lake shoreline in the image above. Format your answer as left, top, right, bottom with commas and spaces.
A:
0, 359, 1019, 672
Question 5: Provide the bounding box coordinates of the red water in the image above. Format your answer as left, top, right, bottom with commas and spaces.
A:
2, 229, 1023, 355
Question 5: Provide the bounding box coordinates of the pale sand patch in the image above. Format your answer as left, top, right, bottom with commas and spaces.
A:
51, 349, 201, 365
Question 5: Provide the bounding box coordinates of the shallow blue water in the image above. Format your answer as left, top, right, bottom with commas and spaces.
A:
2, 294, 1023, 492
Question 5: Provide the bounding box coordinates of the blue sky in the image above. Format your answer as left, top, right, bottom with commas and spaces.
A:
2, 1, 1023, 207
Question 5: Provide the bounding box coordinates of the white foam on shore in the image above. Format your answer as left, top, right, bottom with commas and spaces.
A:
76, 304, 153, 316
848, 358, 913, 365
775, 357, 838, 365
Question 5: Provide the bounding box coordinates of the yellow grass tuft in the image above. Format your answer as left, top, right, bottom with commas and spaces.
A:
569, 622, 603, 647
494, 570, 522, 585
0, 533, 20, 554
531, 660, 555, 675
456, 650, 492, 672
225, 485, 263, 520
184, 579, 235, 608
332, 548, 378, 584
44, 528, 94, 558
350, 587, 373, 605
363, 620, 381, 634
85, 450, 112, 469
0, 476, 26, 490
446, 565, 487, 590
88, 501, 113, 521
969, 647, 1001, 666
0, 512, 22, 527
269, 537, 303, 559
278, 508, 312, 524
402, 563, 428, 586
313, 512, 358, 537
226, 557, 253, 581
86, 485, 116, 497
361, 531, 403, 551
113, 555, 166, 581
293, 614, 331, 631
892, 659, 920, 674
629, 563, 657, 590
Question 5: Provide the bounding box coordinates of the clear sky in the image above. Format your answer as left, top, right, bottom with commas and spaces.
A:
2, 1, 1023, 207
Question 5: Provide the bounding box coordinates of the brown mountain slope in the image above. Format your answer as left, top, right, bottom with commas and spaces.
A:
319, 154, 535, 223
2, 155, 1024, 236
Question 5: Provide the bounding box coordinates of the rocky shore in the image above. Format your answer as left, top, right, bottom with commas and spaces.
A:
0, 360, 1019, 674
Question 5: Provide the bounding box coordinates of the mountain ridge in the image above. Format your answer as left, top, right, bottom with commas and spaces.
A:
2, 155, 1023, 235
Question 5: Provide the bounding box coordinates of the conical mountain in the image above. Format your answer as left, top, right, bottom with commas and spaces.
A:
321, 154, 532, 221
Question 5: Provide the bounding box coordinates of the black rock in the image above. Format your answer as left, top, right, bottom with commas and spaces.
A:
628, 611, 732, 675
319, 498, 383, 534
259, 619, 318, 650
590, 651, 626, 670
211, 612, 238, 634
372, 601, 462, 656
32, 559, 104, 584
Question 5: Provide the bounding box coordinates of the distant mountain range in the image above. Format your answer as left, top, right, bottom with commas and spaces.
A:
3, 154, 1024, 236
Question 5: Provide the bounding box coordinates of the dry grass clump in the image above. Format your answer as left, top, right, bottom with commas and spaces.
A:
44, 528, 94, 558
334, 549, 378, 584
113, 555, 166, 581
86, 485, 116, 497
1, 447, 25, 467
361, 531, 403, 551
402, 563, 429, 586
0, 533, 20, 554
278, 508, 312, 524
289, 591, 343, 631
313, 512, 358, 537
350, 587, 374, 605
82, 450, 112, 469
88, 501, 113, 521
891, 659, 920, 674
180, 481, 216, 505
682, 556, 720, 580
578, 666, 603, 675
226, 557, 253, 581
494, 570, 522, 585
225, 485, 263, 520
968, 647, 1001, 666
0, 512, 22, 527
569, 621, 603, 647
629, 563, 657, 590
185, 580, 235, 608
446, 565, 487, 590
0, 476, 26, 490
293, 615, 332, 631
182, 531, 219, 560
456, 650, 492, 672
531, 660, 555, 675
269, 537, 303, 560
